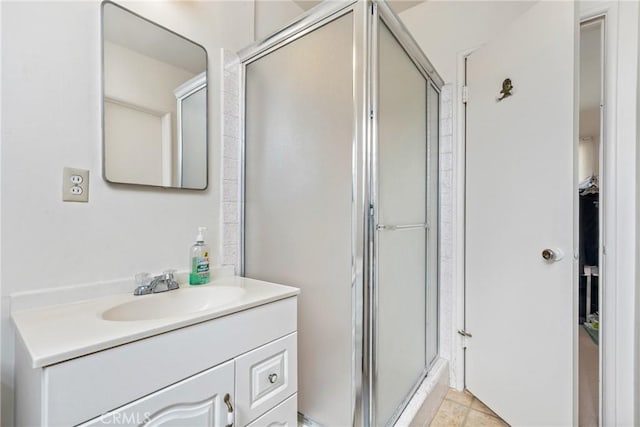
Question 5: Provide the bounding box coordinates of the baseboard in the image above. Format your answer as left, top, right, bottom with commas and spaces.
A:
395, 358, 450, 426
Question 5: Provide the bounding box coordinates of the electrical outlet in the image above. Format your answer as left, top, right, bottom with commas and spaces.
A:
63, 167, 89, 202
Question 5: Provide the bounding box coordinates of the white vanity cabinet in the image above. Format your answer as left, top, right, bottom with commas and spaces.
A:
14, 295, 298, 427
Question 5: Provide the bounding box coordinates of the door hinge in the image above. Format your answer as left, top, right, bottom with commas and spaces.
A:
458, 329, 472, 348
462, 86, 469, 104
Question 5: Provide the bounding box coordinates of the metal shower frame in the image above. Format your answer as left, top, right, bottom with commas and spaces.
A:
238, 1, 444, 425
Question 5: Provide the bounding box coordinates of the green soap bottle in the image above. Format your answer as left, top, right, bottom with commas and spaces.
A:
189, 227, 210, 285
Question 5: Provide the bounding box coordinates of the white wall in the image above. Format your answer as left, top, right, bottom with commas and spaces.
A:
255, 0, 304, 40
104, 41, 196, 115
578, 136, 600, 181
0, 0, 303, 424
602, 2, 639, 424
400, 1, 535, 84
0, 1, 249, 421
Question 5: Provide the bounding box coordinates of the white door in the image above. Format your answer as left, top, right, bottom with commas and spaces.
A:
465, 2, 576, 425
80, 361, 235, 426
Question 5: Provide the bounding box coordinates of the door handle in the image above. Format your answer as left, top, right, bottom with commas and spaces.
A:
542, 248, 564, 262
224, 393, 234, 427
376, 223, 428, 231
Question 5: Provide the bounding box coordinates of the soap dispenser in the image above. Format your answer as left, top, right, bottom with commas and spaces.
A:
189, 227, 210, 285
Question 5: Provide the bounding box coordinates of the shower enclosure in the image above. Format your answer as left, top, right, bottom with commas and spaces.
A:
239, 1, 442, 425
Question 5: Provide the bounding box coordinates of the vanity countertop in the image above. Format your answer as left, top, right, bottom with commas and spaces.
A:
12, 276, 299, 368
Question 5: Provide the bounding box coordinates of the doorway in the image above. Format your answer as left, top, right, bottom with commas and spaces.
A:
578, 16, 604, 427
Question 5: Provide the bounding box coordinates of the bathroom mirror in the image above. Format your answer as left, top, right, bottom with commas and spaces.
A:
101, 1, 208, 189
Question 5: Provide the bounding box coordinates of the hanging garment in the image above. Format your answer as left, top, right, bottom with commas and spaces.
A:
579, 192, 599, 268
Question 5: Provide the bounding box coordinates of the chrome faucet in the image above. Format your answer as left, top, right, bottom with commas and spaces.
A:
134, 270, 180, 295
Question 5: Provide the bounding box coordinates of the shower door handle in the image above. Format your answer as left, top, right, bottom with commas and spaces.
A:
376, 223, 428, 231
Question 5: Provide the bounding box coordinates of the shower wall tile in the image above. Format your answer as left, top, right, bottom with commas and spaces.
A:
223, 179, 239, 202
441, 84, 451, 102
441, 101, 453, 120
223, 223, 240, 245
222, 243, 240, 267
440, 152, 452, 172
223, 154, 239, 180
441, 118, 453, 139
439, 84, 454, 369
223, 114, 240, 138
223, 202, 239, 224
223, 95, 240, 121
221, 49, 242, 274
223, 136, 240, 161
223, 69, 239, 96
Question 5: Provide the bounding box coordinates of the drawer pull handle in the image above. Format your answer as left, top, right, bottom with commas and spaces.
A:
268, 373, 278, 384
224, 393, 234, 427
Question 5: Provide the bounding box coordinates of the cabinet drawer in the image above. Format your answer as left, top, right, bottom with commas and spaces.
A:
235, 333, 297, 426
246, 394, 297, 427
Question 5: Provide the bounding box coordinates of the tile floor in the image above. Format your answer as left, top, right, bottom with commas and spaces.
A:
427, 389, 509, 427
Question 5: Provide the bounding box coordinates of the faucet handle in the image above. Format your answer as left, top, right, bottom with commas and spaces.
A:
133, 272, 153, 296
135, 272, 151, 285
163, 269, 177, 280
163, 269, 180, 290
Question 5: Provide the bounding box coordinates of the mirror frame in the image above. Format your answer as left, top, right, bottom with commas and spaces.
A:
100, 0, 209, 190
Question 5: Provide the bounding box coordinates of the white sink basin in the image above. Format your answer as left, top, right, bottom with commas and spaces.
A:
101, 286, 246, 321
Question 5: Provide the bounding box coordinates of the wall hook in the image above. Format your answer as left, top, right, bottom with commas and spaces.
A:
497, 78, 513, 101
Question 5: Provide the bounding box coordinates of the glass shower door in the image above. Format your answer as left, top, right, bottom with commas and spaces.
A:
374, 21, 437, 425
243, 12, 357, 427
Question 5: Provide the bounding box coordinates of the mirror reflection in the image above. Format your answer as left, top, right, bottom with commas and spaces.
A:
102, 1, 208, 189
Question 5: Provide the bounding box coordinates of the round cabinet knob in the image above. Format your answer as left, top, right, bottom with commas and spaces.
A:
268, 373, 278, 384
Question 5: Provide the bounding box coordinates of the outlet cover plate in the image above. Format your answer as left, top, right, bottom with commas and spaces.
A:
62, 167, 89, 202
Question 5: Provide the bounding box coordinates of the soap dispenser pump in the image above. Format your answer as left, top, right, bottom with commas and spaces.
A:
189, 226, 210, 285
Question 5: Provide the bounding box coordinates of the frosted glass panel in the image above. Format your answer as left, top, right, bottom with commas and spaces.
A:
377, 31, 426, 226
244, 13, 354, 427
376, 21, 428, 424
376, 230, 426, 422
180, 87, 207, 188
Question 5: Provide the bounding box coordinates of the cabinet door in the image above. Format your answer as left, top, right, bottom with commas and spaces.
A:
245, 394, 297, 427
80, 360, 234, 427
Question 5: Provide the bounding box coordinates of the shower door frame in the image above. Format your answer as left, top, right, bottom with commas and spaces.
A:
238, 1, 444, 425
238, 3, 369, 424
370, 2, 444, 425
